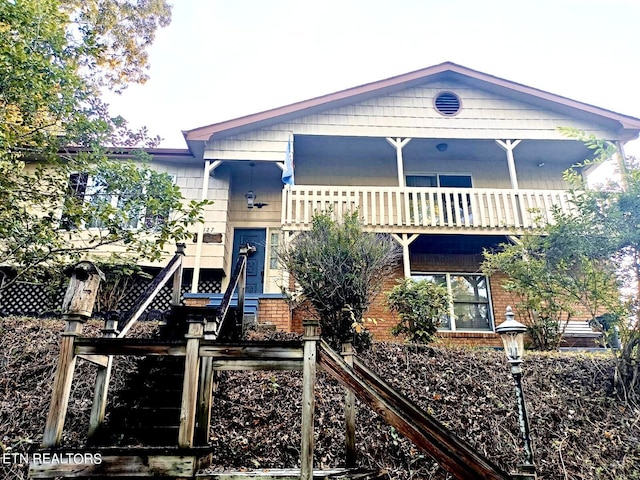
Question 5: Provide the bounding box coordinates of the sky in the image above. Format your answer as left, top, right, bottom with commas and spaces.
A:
105, 0, 640, 153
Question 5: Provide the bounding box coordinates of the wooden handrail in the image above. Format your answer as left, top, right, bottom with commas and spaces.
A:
207, 243, 256, 339
282, 185, 575, 233
318, 340, 513, 480
117, 244, 185, 338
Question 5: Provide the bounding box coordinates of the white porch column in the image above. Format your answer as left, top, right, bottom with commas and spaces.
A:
391, 233, 419, 278
615, 141, 629, 188
191, 160, 222, 293
386, 137, 412, 187
496, 139, 522, 190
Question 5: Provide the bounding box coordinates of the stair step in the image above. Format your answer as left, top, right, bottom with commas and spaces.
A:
97, 355, 187, 446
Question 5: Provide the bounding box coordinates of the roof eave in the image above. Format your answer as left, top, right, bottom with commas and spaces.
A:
184, 62, 640, 142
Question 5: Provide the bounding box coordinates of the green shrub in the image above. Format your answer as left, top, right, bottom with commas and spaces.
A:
387, 278, 450, 344
279, 210, 400, 348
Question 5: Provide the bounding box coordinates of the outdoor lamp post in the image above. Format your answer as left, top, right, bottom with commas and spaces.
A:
495, 306, 536, 478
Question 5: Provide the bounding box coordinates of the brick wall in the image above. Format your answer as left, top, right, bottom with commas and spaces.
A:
289, 255, 514, 346
361, 265, 403, 342
258, 298, 291, 331
487, 271, 521, 325
184, 297, 209, 307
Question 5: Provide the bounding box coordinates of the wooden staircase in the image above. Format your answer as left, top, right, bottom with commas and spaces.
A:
29, 244, 533, 480
89, 355, 186, 447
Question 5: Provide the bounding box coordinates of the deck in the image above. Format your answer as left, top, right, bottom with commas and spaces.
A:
282, 186, 574, 234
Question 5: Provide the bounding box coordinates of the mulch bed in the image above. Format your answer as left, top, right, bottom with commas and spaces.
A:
1, 318, 638, 479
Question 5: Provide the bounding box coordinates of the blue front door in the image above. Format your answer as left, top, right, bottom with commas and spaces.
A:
232, 228, 266, 294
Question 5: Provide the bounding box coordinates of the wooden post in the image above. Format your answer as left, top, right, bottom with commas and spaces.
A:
195, 362, 219, 446
42, 318, 83, 447
385, 137, 412, 187
43, 261, 103, 448
301, 320, 319, 480
179, 317, 204, 447
391, 233, 419, 278
495, 139, 522, 190
171, 243, 186, 306
237, 249, 247, 332
342, 342, 356, 467
87, 316, 118, 440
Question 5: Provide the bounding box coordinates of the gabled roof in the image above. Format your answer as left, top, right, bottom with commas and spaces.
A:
183, 61, 640, 144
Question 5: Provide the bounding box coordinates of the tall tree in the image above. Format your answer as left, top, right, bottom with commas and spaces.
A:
0, 1, 209, 292
483, 130, 640, 399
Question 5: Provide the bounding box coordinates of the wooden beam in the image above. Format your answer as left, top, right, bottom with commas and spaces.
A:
77, 354, 109, 367
199, 343, 304, 359
385, 137, 412, 187
195, 367, 219, 446
88, 318, 118, 440
196, 468, 389, 480
74, 340, 186, 357
318, 341, 512, 480
195, 358, 214, 446
192, 160, 213, 293
496, 140, 522, 190
74, 340, 305, 364
209, 360, 302, 371
42, 319, 84, 448
172, 243, 186, 306
179, 319, 204, 447
300, 321, 319, 480
391, 233, 419, 278
118, 253, 183, 337
207, 160, 223, 175
29, 453, 197, 478
342, 342, 356, 468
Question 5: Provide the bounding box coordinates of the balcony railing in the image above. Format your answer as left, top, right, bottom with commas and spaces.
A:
281, 186, 574, 233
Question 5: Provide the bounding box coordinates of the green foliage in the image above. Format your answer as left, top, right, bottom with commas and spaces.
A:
0, 155, 210, 292
560, 129, 640, 399
90, 255, 152, 312
0, 1, 211, 294
280, 210, 401, 347
484, 128, 640, 399
60, 0, 172, 90
387, 278, 450, 344
482, 228, 621, 350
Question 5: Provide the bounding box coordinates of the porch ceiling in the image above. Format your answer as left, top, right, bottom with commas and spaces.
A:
295, 135, 594, 170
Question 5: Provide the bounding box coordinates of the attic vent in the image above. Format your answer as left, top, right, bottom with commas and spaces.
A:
434, 92, 461, 116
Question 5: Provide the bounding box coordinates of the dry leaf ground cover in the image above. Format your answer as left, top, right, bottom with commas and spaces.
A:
1, 317, 639, 480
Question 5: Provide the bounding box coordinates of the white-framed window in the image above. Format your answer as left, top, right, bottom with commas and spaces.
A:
411, 272, 494, 332
269, 230, 280, 270
265, 228, 290, 295
406, 174, 472, 188
62, 172, 176, 230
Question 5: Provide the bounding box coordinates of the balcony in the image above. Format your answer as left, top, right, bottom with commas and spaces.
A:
281, 186, 574, 234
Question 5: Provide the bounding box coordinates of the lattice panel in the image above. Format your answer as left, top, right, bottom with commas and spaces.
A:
0, 281, 64, 315
115, 279, 222, 312
0, 275, 222, 318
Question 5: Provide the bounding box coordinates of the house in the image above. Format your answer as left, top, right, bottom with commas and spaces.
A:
169, 62, 640, 346
5, 62, 638, 345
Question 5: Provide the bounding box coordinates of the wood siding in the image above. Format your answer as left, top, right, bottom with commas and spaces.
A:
204, 79, 622, 161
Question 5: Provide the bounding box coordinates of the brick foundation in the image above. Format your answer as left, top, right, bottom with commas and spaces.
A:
185, 251, 593, 348
258, 298, 291, 331
184, 297, 209, 307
